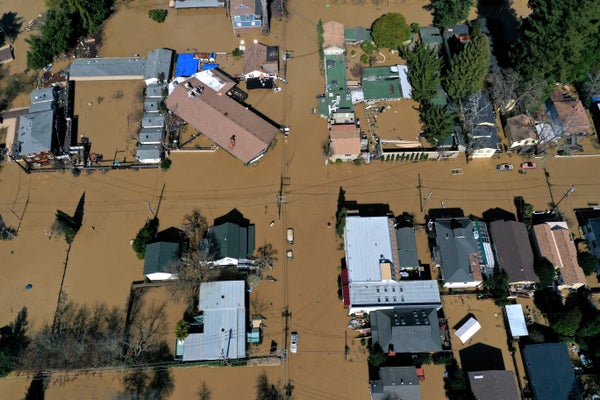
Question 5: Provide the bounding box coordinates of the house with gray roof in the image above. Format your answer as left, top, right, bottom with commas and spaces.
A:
344, 26, 373, 45
433, 217, 494, 288
176, 280, 247, 361
144, 48, 174, 86
467, 370, 519, 400
16, 87, 63, 156
208, 221, 255, 267
136, 143, 163, 164
344, 215, 440, 314
69, 57, 146, 81
370, 366, 421, 400
138, 127, 165, 145
174, 0, 225, 8
146, 83, 167, 99
419, 26, 443, 50
144, 98, 162, 113
469, 91, 500, 159
141, 113, 165, 129
396, 227, 419, 270
371, 308, 442, 354
522, 343, 580, 400
490, 220, 538, 291
575, 208, 600, 261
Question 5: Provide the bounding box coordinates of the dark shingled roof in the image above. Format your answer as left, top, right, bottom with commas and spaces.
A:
468, 370, 520, 400
523, 343, 580, 400
490, 220, 538, 284
370, 308, 442, 353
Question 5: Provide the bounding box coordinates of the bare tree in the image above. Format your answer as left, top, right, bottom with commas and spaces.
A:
487, 65, 546, 115
256, 372, 282, 400
582, 71, 600, 103
252, 244, 278, 272
125, 299, 168, 364
181, 209, 208, 251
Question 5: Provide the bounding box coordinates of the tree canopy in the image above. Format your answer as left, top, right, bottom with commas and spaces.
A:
371, 13, 410, 49
419, 103, 455, 145
510, 0, 600, 84
534, 257, 556, 288
577, 251, 599, 276
444, 33, 491, 101
429, 0, 473, 29
404, 43, 442, 104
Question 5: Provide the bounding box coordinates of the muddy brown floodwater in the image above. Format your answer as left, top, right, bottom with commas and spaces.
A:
1, 0, 597, 399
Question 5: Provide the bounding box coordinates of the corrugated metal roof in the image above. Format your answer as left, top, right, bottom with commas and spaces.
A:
344, 216, 395, 283
504, 304, 528, 337
348, 280, 441, 312
174, 0, 225, 8
70, 57, 146, 79
199, 280, 245, 310
144, 48, 174, 81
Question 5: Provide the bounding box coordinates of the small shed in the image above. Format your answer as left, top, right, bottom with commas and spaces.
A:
454, 317, 481, 344
504, 304, 528, 338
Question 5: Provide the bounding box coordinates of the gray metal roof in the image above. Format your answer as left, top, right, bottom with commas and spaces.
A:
371, 367, 421, 400
174, 0, 225, 8
396, 227, 419, 269
490, 220, 538, 284
349, 280, 441, 313
182, 280, 246, 361
135, 143, 162, 162
146, 83, 167, 99
70, 57, 146, 79
468, 370, 520, 400
144, 48, 174, 81
138, 127, 164, 144
504, 304, 528, 337
17, 110, 54, 155
141, 113, 165, 128
144, 98, 162, 113
30, 87, 57, 104
523, 343, 579, 400
345, 216, 395, 282
371, 308, 442, 353
143, 241, 180, 275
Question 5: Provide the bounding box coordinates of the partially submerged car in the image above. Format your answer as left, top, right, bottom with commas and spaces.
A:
290, 331, 298, 353
286, 249, 293, 260
287, 228, 294, 245
520, 161, 536, 169
496, 163, 514, 171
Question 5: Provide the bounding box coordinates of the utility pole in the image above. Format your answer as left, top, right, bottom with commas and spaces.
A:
154, 183, 166, 218
282, 307, 291, 355
418, 173, 423, 213
551, 184, 575, 213
277, 176, 290, 219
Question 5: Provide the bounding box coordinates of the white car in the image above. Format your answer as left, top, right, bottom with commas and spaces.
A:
290, 331, 298, 353
496, 163, 514, 171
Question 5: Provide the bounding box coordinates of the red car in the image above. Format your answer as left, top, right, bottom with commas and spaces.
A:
520, 162, 536, 169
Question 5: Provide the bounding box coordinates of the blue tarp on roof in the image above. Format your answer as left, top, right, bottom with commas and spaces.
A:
175, 54, 199, 77
202, 63, 219, 71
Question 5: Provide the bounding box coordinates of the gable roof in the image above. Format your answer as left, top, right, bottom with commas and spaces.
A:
490, 220, 538, 283
243, 43, 279, 76
17, 110, 55, 155
505, 114, 537, 143
144, 48, 174, 81
523, 343, 579, 400
143, 241, 180, 275
138, 127, 164, 144
229, 0, 258, 15
548, 88, 591, 135
532, 221, 585, 287
468, 370, 520, 400
330, 124, 361, 156
396, 227, 419, 269
434, 218, 485, 284
69, 57, 146, 80
174, 0, 225, 8
209, 221, 255, 260
370, 367, 421, 400
165, 75, 279, 164
323, 21, 345, 50
371, 308, 442, 353
0, 45, 14, 63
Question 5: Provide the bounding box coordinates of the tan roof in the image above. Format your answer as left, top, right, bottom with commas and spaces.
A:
243, 43, 279, 76
505, 114, 536, 143
533, 222, 586, 287
330, 124, 361, 156
323, 21, 345, 50
229, 0, 256, 16
166, 77, 279, 164
550, 88, 592, 135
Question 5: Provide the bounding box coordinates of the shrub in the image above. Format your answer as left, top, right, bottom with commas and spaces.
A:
148, 9, 168, 23
360, 54, 370, 65
132, 217, 159, 259
160, 158, 172, 171
232, 48, 244, 58
175, 320, 190, 340
360, 41, 375, 55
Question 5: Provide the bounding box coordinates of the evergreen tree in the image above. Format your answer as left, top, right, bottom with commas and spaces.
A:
371, 13, 410, 49
404, 43, 442, 103
429, 0, 474, 29
419, 103, 455, 146
444, 34, 490, 101
510, 0, 600, 83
